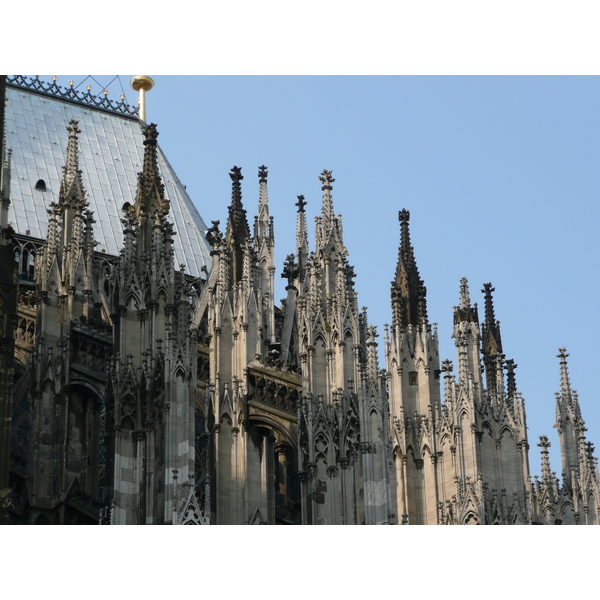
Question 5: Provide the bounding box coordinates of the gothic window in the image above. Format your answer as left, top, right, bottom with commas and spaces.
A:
102, 263, 112, 297
120, 395, 136, 431
18, 243, 36, 282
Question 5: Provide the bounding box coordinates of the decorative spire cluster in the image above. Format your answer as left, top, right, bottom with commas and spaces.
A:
453, 277, 478, 326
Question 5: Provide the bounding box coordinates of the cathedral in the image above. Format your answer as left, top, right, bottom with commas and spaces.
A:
0, 75, 598, 525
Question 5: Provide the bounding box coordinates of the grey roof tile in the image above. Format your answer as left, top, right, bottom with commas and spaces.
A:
4, 85, 212, 278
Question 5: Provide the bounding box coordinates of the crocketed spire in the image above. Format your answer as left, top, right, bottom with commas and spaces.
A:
318, 169, 335, 229
58, 120, 86, 209
555, 348, 583, 424
225, 166, 250, 286
295, 195, 309, 284
453, 277, 478, 326
480, 283, 505, 394
391, 209, 428, 330
254, 165, 272, 243
481, 283, 502, 356
538, 435, 553, 482
132, 123, 168, 220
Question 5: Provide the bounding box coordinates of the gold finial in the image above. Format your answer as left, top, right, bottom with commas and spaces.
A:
130, 76, 155, 122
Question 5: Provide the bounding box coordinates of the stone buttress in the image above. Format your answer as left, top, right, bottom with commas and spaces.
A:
29, 120, 107, 522
106, 123, 197, 524
293, 171, 390, 524
199, 166, 300, 524
385, 209, 441, 524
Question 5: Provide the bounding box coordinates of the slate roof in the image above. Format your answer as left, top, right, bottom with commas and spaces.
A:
4, 79, 212, 278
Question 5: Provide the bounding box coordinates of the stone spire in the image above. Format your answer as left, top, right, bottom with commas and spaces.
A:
225, 166, 250, 287
481, 283, 502, 354
58, 120, 86, 206
55, 120, 89, 250
555, 348, 584, 424
452, 277, 481, 386
538, 435, 553, 482
557, 348, 576, 406
391, 209, 428, 331
295, 195, 309, 284
459, 276, 470, 309
132, 123, 168, 221
254, 165, 273, 244
480, 283, 504, 394
454, 277, 478, 325
505, 358, 518, 397
555, 348, 587, 489
319, 169, 335, 230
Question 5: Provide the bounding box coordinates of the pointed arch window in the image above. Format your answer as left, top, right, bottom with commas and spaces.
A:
19, 243, 36, 282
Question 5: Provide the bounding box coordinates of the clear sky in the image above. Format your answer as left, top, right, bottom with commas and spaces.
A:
28, 74, 600, 479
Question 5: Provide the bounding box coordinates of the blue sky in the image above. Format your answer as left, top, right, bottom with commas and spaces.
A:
29, 74, 600, 478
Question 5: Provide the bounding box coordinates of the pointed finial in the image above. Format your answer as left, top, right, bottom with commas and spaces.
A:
399, 209, 411, 251
482, 283, 497, 326
59, 119, 85, 204
230, 166, 243, 182
257, 165, 269, 214
295, 195, 307, 213
557, 347, 571, 395
229, 166, 244, 211
65, 119, 82, 168
586, 441, 596, 463
318, 169, 335, 189
459, 277, 471, 309
141, 123, 162, 191
537, 435, 553, 481
281, 253, 299, 287
133, 122, 167, 219
505, 359, 518, 396
318, 169, 335, 225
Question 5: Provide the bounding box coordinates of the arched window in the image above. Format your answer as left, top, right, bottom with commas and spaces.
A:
19, 243, 36, 282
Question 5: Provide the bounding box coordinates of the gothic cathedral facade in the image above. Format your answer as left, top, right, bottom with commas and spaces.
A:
0, 76, 598, 525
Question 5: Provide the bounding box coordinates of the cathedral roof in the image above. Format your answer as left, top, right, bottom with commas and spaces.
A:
3, 77, 212, 277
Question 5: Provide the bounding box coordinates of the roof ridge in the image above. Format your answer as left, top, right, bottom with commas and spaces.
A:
7, 75, 138, 118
